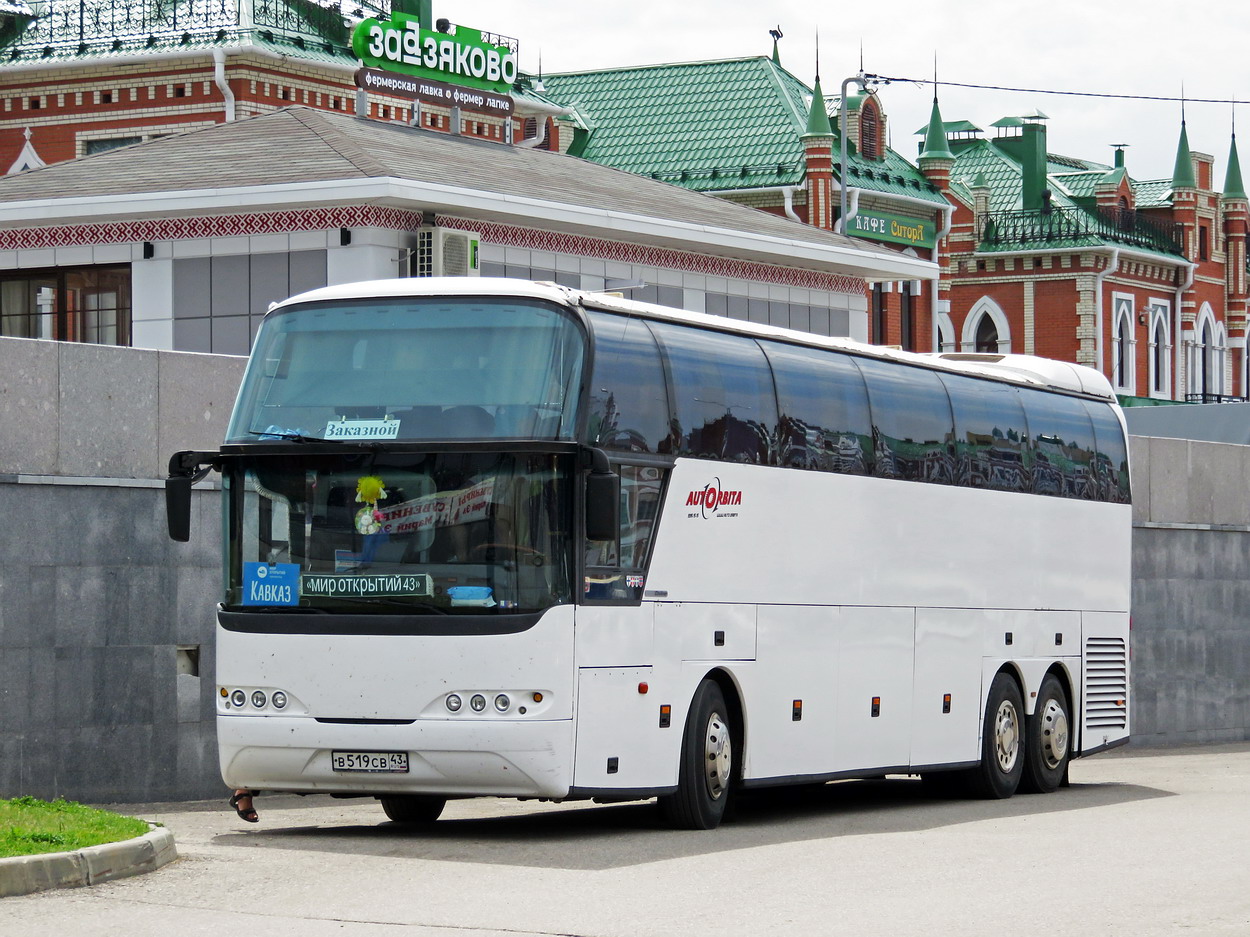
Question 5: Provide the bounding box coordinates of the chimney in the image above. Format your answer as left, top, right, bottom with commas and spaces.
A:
1021, 120, 1048, 211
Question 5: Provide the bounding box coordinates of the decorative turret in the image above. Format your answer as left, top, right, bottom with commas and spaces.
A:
1225, 131, 1246, 200
801, 74, 836, 230
1172, 120, 1197, 190
918, 96, 954, 162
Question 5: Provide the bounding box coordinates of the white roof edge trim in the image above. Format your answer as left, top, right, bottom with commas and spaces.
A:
0, 176, 938, 281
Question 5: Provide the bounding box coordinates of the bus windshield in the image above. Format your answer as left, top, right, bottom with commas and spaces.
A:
225, 451, 575, 615
226, 296, 585, 443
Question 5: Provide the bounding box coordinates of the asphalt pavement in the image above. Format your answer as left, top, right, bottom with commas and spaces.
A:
2, 742, 1248, 936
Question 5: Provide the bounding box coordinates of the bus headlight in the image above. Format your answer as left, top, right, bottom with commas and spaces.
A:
494, 694, 511, 712
230, 689, 246, 707
446, 694, 462, 712
251, 690, 268, 708
470, 694, 487, 712
271, 691, 287, 710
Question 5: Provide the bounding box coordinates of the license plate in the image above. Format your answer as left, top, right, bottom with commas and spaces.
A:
330, 750, 409, 773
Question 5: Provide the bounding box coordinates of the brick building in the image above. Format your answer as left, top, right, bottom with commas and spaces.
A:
915, 99, 1247, 402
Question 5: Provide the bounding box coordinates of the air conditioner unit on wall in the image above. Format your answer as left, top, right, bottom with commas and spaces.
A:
412, 227, 482, 277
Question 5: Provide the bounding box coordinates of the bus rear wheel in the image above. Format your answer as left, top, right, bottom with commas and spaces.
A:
379, 794, 446, 824
1019, 674, 1071, 794
659, 679, 735, 830
970, 672, 1025, 799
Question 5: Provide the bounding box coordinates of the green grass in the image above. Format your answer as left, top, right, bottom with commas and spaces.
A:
0, 796, 150, 859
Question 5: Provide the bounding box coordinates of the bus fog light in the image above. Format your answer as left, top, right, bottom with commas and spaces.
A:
230, 689, 246, 707
271, 691, 288, 710
494, 694, 510, 712
446, 694, 462, 712
251, 690, 267, 708
470, 694, 486, 712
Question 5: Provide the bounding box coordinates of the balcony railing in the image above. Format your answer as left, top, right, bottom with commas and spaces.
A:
3, 0, 390, 54
980, 204, 1184, 256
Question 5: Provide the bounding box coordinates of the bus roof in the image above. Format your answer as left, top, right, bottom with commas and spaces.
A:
272, 277, 1116, 402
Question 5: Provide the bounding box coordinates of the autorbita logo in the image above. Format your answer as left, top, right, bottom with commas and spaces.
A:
685, 477, 743, 519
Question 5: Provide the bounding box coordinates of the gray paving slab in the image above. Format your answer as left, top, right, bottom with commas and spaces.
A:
0, 744, 1248, 936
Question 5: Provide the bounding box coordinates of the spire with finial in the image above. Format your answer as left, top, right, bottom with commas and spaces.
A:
1173, 91, 1197, 189
1226, 101, 1246, 199
918, 58, 953, 161
803, 32, 833, 138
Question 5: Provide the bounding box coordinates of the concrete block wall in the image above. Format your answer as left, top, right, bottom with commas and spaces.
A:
1129, 435, 1250, 745
0, 336, 243, 801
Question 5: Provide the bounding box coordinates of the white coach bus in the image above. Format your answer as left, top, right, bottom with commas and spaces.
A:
166, 278, 1130, 830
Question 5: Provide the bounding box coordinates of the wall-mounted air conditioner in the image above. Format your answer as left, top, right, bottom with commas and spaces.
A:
411, 227, 482, 277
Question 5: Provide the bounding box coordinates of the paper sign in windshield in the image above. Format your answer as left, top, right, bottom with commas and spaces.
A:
323, 419, 400, 440
374, 478, 495, 536
300, 573, 433, 598
242, 562, 301, 606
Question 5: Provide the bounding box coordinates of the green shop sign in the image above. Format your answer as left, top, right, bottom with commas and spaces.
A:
846, 210, 936, 249
351, 12, 517, 93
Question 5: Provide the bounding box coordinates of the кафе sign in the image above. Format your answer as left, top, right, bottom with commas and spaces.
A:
352, 11, 517, 116
845, 209, 936, 250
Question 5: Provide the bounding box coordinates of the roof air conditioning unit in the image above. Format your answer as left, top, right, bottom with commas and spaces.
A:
412, 227, 481, 277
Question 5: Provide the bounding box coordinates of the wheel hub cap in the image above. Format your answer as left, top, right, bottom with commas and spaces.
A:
704, 711, 732, 801
994, 700, 1020, 772
1039, 699, 1070, 770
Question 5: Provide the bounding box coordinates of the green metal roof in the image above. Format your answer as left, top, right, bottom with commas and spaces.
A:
540, 57, 945, 204
1132, 178, 1173, 208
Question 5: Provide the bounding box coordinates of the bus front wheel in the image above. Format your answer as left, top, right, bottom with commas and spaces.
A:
659, 679, 735, 830
379, 794, 446, 824
970, 672, 1025, 799
1019, 674, 1071, 794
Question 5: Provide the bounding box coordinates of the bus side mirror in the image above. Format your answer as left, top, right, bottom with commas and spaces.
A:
166, 450, 218, 542
584, 448, 619, 542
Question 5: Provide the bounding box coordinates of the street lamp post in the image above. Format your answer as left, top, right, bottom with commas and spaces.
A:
838, 73, 868, 234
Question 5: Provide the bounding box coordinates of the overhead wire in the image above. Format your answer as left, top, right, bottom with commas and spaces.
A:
862, 75, 1244, 107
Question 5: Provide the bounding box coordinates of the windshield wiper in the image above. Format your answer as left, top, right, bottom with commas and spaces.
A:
247, 427, 327, 443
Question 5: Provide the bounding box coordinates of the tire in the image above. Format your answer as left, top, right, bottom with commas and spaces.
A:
969, 672, 1025, 799
658, 679, 735, 830
379, 794, 446, 824
1019, 674, 1072, 794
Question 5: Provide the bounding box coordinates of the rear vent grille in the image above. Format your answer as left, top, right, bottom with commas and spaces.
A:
1085, 636, 1128, 729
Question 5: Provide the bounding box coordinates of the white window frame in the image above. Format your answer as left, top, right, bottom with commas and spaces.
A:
961, 296, 1011, 353
1147, 300, 1172, 399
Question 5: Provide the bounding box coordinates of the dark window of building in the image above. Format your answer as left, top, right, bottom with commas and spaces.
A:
975, 313, 999, 353
1114, 314, 1131, 389
1152, 318, 1167, 394
29, 97, 41, 109
943, 372, 1030, 491
1199, 225, 1210, 261
649, 321, 777, 463
763, 340, 872, 474
84, 136, 143, 155
101, 91, 113, 104
0, 266, 131, 345
857, 357, 955, 483
585, 312, 672, 454
871, 283, 886, 344
900, 282, 914, 350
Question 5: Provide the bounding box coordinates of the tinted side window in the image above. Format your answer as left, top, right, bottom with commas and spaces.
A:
1021, 389, 1098, 499
762, 341, 872, 474
586, 313, 672, 453
942, 372, 1030, 492
857, 358, 955, 483
1084, 401, 1131, 503
649, 322, 777, 464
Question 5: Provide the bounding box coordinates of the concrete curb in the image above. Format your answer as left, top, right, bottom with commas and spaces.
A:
0, 824, 177, 898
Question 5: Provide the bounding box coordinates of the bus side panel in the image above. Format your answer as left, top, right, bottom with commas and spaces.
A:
911, 608, 983, 767
1079, 610, 1131, 753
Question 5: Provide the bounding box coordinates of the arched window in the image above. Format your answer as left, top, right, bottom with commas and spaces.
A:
1189, 305, 1225, 399
974, 314, 999, 353
1148, 306, 1171, 399
860, 99, 881, 160
961, 297, 1010, 354
1113, 313, 1132, 392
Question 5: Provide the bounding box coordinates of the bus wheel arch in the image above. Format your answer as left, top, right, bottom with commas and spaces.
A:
971, 667, 1026, 799
658, 670, 744, 830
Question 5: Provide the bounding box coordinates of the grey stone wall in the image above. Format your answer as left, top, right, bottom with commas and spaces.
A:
1129, 435, 1250, 745
0, 336, 243, 801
